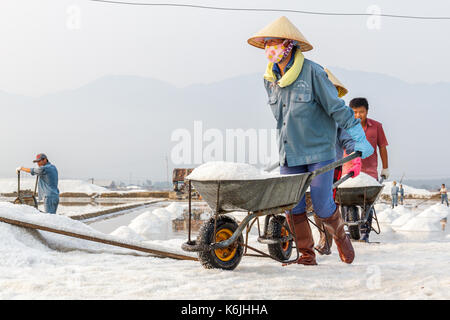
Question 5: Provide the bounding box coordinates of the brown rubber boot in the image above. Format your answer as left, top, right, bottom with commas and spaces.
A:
284, 213, 317, 266
319, 206, 355, 264
313, 214, 332, 255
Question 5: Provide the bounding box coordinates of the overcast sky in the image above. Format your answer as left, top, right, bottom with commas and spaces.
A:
1, 0, 449, 97
1, 0, 450, 183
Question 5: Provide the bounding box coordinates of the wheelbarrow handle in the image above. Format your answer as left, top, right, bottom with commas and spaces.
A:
265, 151, 362, 174
17, 170, 20, 196
333, 172, 354, 189
310, 151, 362, 180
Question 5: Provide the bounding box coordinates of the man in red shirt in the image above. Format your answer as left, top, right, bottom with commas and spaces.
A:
349, 97, 389, 241
349, 98, 389, 181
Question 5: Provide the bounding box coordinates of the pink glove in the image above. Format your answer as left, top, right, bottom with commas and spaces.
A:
347, 157, 362, 178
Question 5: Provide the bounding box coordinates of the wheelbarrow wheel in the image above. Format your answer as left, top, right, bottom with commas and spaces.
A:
197, 215, 244, 270
347, 206, 361, 240
267, 215, 293, 261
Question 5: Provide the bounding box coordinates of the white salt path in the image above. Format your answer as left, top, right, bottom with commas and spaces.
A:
186, 161, 279, 181
0, 200, 449, 299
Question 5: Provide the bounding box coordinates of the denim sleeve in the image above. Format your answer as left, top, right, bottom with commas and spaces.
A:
312, 66, 360, 130
30, 167, 45, 176
336, 127, 355, 154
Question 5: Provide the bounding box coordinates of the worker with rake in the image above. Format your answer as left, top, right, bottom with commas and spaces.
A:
248, 16, 374, 265
17, 153, 60, 214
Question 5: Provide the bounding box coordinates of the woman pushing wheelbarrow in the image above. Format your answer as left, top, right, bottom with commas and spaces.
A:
247, 16, 374, 265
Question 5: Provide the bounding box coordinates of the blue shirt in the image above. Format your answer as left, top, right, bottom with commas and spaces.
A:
265, 58, 360, 166
30, 162, 59, 200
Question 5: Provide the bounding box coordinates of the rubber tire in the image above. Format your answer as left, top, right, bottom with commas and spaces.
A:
197, 215, 244, 270
347, 206, 361, 240
267, 215, 293, 261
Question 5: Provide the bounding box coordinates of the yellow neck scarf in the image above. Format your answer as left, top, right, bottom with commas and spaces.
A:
264, 49, 305, 88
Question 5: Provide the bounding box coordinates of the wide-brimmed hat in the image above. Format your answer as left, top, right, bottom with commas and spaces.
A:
247, 16, 313, 52
324, 68, 348, 98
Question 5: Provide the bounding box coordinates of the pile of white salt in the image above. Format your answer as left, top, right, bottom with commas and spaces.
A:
186, 161, 279, 181
338, 172, 382, 188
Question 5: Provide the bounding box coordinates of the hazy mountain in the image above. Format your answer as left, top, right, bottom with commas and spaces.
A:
1, 69, 449, 183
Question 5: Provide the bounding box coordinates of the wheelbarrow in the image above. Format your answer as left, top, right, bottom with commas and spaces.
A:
181, 152, 361, 270
13, 171, 39, 209
334, 177, 385, 240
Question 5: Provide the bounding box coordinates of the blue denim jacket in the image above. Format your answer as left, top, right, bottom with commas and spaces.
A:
264, 58, 360, 166
336, 127, 355, 160
30, 162, 59, 200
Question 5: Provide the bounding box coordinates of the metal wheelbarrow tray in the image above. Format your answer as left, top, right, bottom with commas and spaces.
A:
335, 185, 384, 207
191, 173, 311, 214
182, 152, 361, 270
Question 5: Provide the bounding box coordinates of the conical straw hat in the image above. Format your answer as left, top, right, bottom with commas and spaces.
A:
247, 16, 313, 52
324, 68, 348, 98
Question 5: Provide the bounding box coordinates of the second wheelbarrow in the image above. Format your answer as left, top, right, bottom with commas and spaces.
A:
335, 177, 385, 240
182, 152, 361, 270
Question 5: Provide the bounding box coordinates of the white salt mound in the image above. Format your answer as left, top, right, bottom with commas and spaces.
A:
110, 226, 145, 242
416, 203, 449, 220
381, 181, 432, 198
386, 203, 448, 232
128, 210, 171, 240
376, 208, 400, 224
126, 206, 187, 241
338, 172, 382, 188
398, 217, 442, 232
391, 212, 417, 228
186, 161, 279, 181
165, 202, 186, 219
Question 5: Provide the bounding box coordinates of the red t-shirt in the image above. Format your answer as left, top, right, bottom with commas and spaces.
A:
361, 118, 388, 179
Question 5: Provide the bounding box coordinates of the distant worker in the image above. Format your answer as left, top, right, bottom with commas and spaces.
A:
440, 184, 449, 207
399, 184, 405, 205
17, 153, 60, 214
391, 181, 399, 208
440, 217, 447, 231
344, 97, 389, 242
